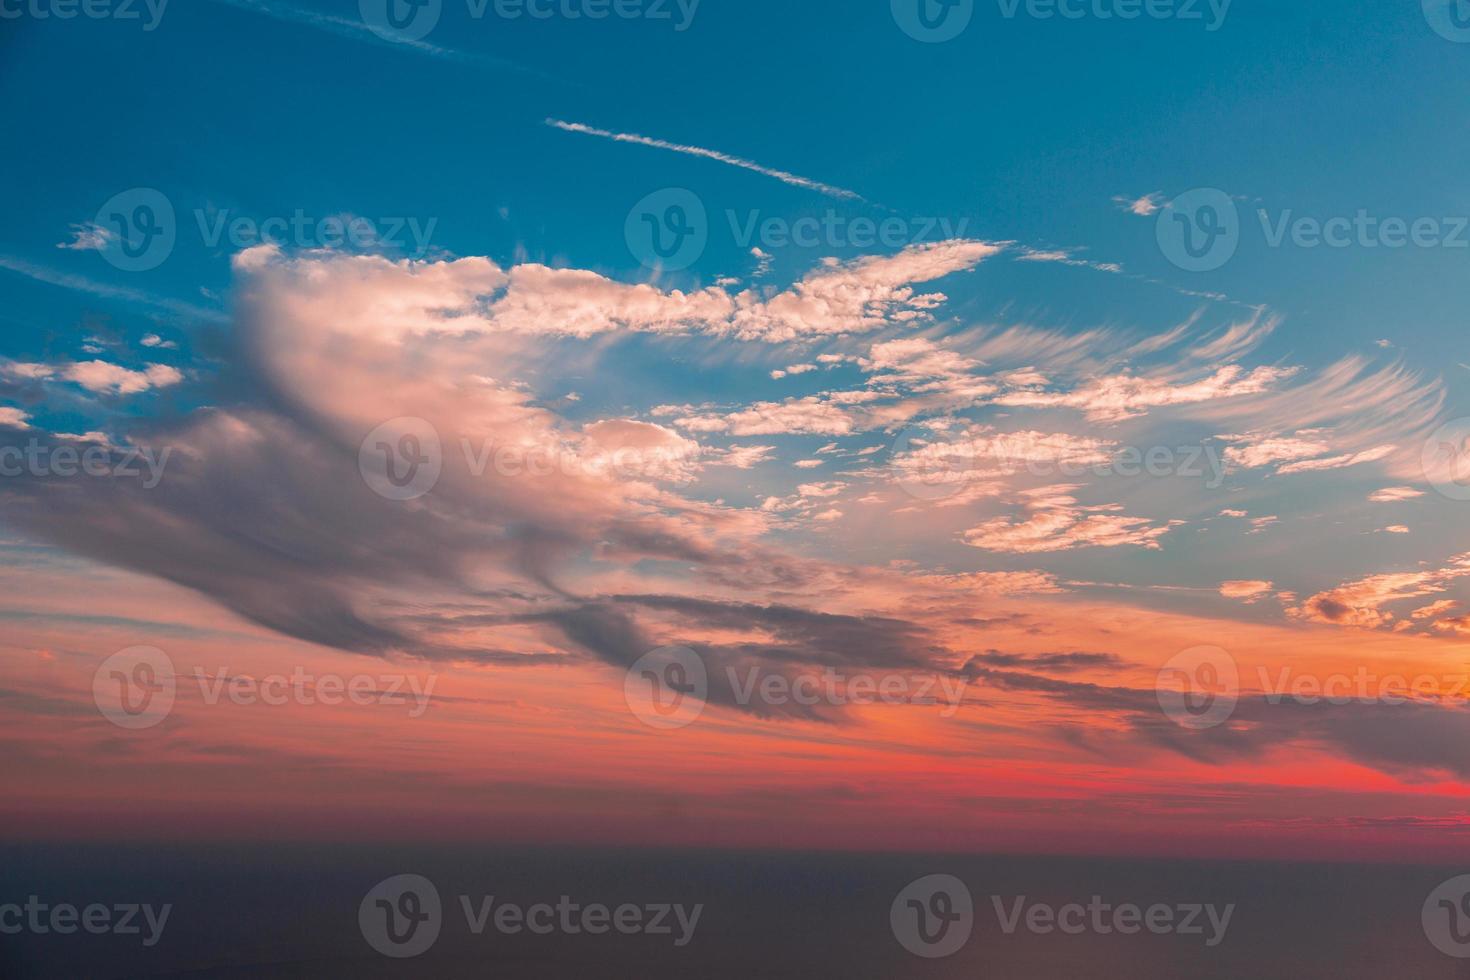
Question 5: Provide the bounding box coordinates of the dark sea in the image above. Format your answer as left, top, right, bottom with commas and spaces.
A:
1, 844, 1466, 978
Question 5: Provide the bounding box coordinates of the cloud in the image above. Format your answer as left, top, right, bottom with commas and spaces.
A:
1276, 445, 1395, 475
1413, 600, 1458, 620
962, 485, 1178, 554
995, 364, 1297, 422
2, 359, 184, 396
1370, 487, 1425, 503
546, 118, 866, 200
1220, 580, 1274, 600
56, 222, 113, 251
1289, 555, 1470, 629
1015, 246, 1124, 274
64, 362, 183, 395
0, 254, 227, 323
288, 240, 996, 345
1114, 193, 1165, 216
206, 0, 539, 75
0, 407, 31, 429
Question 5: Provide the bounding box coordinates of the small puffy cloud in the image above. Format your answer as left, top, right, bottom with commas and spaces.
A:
1381, 525, 1411, 534
63, 361, 184, 395
793, 460, 824, 469
141, 334, 179, 350
1369, 486, 1425, 503
56, 222, 112, 251
1220, 580, 1274, 601
1113, 193, 1164, 217
0, 406, 31, 429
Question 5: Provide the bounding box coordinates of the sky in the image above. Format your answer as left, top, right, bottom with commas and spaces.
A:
3, 0, 1470, 861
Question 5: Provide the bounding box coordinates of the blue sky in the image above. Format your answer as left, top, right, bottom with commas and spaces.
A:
2, 0, 1470, 630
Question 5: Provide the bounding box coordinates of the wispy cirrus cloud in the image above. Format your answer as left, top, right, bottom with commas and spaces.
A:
206, 0, 552, 77
546, 118, 867, 201
0, 254, 227, 323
